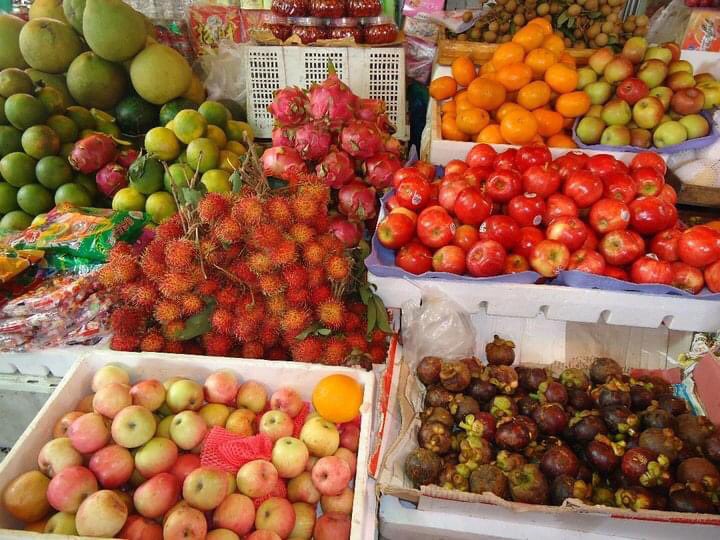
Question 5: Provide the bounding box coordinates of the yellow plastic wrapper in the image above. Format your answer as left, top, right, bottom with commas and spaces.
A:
0, 247, 44, 284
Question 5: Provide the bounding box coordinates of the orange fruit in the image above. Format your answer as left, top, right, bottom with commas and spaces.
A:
430, 76, 458, 100
559, 52, 576, 68
492, 42, 525, 69
530, 133, 545, 145
512, 24, 545, 52
527, 17, 553, 35
547, 133, 578, 148
500, 108, 538, 144
451, 55, 477, 87
563, 116, 575, 129
533, 109, 564, 137
480, 62, 496, 76
517, 80, 552, 110
544, 63, 578, 94
542, 34, 565, 57
496, 62, 533, 91
456, 107, 490, 135
496, 102, 524, 122
441, 100, 457, 115
312, 374, 363, 423
442, 114, 470, 141
455, 92, 474, 112
467, 78, 506, 110
477, 124, 505, 144
524, 48, 557, 79
555, 91, 591, 118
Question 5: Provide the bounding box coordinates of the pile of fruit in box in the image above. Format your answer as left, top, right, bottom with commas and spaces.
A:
405, 341, 720, 513
1, 365, 363, 539
377, 143, 720, 293
574, 40, 720, 149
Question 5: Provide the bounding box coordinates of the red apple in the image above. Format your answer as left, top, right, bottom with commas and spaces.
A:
630, 255, 674, 284
704, 260, 720, 292
650, 228, 681, 262
466, 240, 506, 277
415, 161, 436, 180
568, 249, 606, 274
453, 224, 479, 251
589, 198, 630, 234
543, 193, 578, 225
632, 167, 665, 197
563, 170, 603, 208
582, 229, 599, 251
629, 197, 676, 236
463, 166, 492, 188
445, 159, 469, 176
432, 245, 467, 274
507, 193, 546, 227
494, 148, 517, 170
416, 206, 455, 248
630, 152, 667, 176
658, 184, 677, 206
478, 215, 521, 250
395, 241, 433, 274
554, 152, 589, 180
671, 262, 705, 294
546, 216, 589, 251
530, 240, 570, 277
396, 177, 432, 211
599, 230, 646, 266
514, 226, 545, 259
616, 77, 650, 104
377, 213, 415, 249
671, 87, 705, 115
438, 176, 470, 212
504, 254, 530, 273
522, 164, 561, 198
678, 225, 720, 267
604, 265, 630, 281
603, 172, 637, 204
393, 167, 426, 189
466, 143, 497, 168
485, 169, 523, 203
587, 154, 623, 177
515, 145, 552, 172
454, 187, 492, 226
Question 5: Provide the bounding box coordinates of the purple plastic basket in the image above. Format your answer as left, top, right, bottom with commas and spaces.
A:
572, 110, 719, 154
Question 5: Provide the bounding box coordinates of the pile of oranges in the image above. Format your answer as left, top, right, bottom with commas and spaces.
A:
430, 18, 591, 148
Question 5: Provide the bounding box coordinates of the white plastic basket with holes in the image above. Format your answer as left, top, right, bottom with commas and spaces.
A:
245, 45, 408, 140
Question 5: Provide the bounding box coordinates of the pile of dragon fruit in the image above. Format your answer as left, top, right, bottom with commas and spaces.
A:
260, 68, 404, 243
69, 133, 137, 198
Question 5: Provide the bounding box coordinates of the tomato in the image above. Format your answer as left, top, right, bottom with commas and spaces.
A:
444, 159, 469, 176
629, 197, 676, 236
589, 198, 630, 234
396, 177, 432, 211
514, 226, 545, 259
678, 225, 720, 268
522, 164, 562, 198
604, 265, 629, 281
393, 167, 426, 189
568, 248, 606, 274
630, 151, 667, 176
630, 255, 674, 285
599, 230, 646, 266
463, 166, 492, 188
657, 184, 677, 206
543, 193, 578, 225
603, 172, 637, 204
546, 216, 589, 252
414, 161, 436, 180
704, 260, 720, 292
563, 170, 603, 208
529, 239, 570, 277
438, 177, 471, 212
507, 193, 546, 227
515, 145, 552, 173
632, 167, 665, 197
478, 215, 521, 250
671, 262, 704, 294
453, 187, 492, 226
494, 149, 518, 170
553, 152, 588, 180
650, 229, 681, 262
395, 241, 433, 275
486, 169, 523, 203
416, 206, 456, 248
466, 143, 497, 169
432, 245, 467, 274
377, 213, 415, 249
466, 239, 507, 277
453, 224, 479, 251
504, 254, 529, 274
587, 154, 623, 177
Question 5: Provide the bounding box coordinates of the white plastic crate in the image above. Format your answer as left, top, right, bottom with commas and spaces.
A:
245, 45, 408, 140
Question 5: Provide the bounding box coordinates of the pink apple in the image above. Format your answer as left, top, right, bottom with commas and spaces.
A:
133, 472, 180, 518
305, 455, 319, 472
53, 411, 84, 439
272, 436, 310, 478
255, 497, 296, 539
89, 444, 134, 488
163, 505, 207, 540
225, 408, 256, 436
311, 456, 352, 496
77, 394, 95, 413
270, 387, 304, 418
208, 530, 240, 540
130, 379, 166, 412
321, 487, 354, 514
290, 502, 316, 539
204, 370, 240, 405
112, 405, 157, 448
314, 512, 351, 540
169, 410, 208, 450
333, 447, 357, 475
246, 531, 282, 540
213, 493, 255, 536
339, 424, 360, 452
166, 379, 204, 413
92, 365, 130, 392
93, 382, 132, 418
47, 465, 98, 512
299, 417, 340, 457
170, 453, 201, 485
236, 380, 268, 413
118, 514, 163, 540
182, 467, 228, 511
236, 459, 279, 498
287, 471, 321, 504
75, 489, 128, 538
135, 437, 179, 477
199, 403, 232, 427
38, 437, 82, 477
260, 410, 294, 442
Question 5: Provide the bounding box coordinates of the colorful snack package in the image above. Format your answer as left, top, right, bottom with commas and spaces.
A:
0, 247, 44, 283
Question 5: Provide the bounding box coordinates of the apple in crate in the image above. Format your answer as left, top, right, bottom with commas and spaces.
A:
111, 405, 156, 448
272, 436, 310, 478
163, 505, 207, 539
315, 512, 352, 540
680, 114, 710, 139
237, 459, 279, 498
88, 444, 134, 488
288, 471, 321, 504
260, 410, 294, 442
169, 410, 207, 450
291, 501, 317, 538
130, 379, 166, 411
134, 437, 179, 477
183, 467, 229, 511
322, 487, 354, 514
47, 465, 98, 513
270, 387, 304, 418
255, 497, 296, 539
75, 489, 128, 538
44, 511, 77, 535
213, 493, 255, 536
311, 456, 352, 496
93, 382, 132, 418
204, 369, 240, 405
236, 380, 268, 413
37, 437, 83, 477
133, 472, 180, 519
166, 379, 204, 413
300, 416, 340, 457
92, 364, 130, 392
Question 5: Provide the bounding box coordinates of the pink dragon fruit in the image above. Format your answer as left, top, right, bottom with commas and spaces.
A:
338, 180, 377, 221
116, 148, 140, 168
293, 121, 332, 162
68, 133, 117, 174
272, 126, 297, 147
261, 146, 308, 180
340, 121, 384, 160
383, 136, 403, 156
316, 149, 355, 189
95, 163, 128, 197
355, 98, 395, 134
329, 215, 363, 247
363, 152, 403, 189
307, 69, 357, 123
268, 87, 309, 126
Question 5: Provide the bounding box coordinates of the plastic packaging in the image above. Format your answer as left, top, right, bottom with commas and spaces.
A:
261, 13, 294, 41
291, 16, 327, 43
329, 17, 363, 42
188, 4, 249, 55
347, 0, 381, 18
404, 35, 437, 84
0, 247, 44, 284
362, 15, 399, 44
272, 0, 308, 17
309, 0, 346, 18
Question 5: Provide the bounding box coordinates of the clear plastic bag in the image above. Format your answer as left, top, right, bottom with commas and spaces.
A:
197, 41, 247, 115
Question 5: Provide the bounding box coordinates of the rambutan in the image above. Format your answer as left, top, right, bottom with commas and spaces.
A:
291, 336, 324, 363
292, 193, 319, 223
237, 296, 266, 325
248, 224, 283, 250
259, 273, 286, 296
349, 302, 366, 316
228, 260, 257, 285
247, 251, 274, 275
165, 239, 198, 270
108, 242, 134, 260
111, 334, 140, 352
154, 300, 182, 325
282, 265, 308, 289
314, 214, 330, 234
322, 337, 350, 366
286, 287, 309, 307
198, 278, 221, 296
307, 267, 327, 289
369, 343, 387, 364
265, 294, 287, 316
200, 239, 224, 267
99, 255, 138, 287
159, 271, 198, 297
241, 341, 264, 358
270, 239, 297, 267
183, 341, 205, 355
140, 330, 165, 352
343, 311, 363, 333
346, 333, 369, 353
216, 286, 241, 307
267, 196, 294, 226
289, 223, 316, 244
211, 307, 235, 335
140, 240, 167, 282
371, 329, 388, 343
303, 242, 325, 266
155, 215, 184, 241
280, 308, 311, 339
164, 320, 186, 341
309, 284, 332, 306
319, 233, 345, 255
198, 193, 230, 224
326, 255, 351, 281
233, 317, 259, 342
266, 347, 289, 361
110, 307, 146, 335
299, 182, 330, 205
203, 332, 233, 356
179, 294, 204, 316
231, 195, 264, 226
214, 217, 243, 245
164, 340, 184, 354
259, 318, 280, 347
317, 298, 345, 329
122, 280, 156, 311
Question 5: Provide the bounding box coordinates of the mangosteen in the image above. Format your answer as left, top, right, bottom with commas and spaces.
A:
641, 408, 674, 430
592, 486, 615, 507
450, 394, 481, 424
459, 435, 493, 466
442, 453, 459, 468
657, 393, 689, 416
559, 368, 590, 391
704, 432, 720, 463
585, 436, 623, 474
508, 463, 549, 505
538, 381, 568, 405
490, 395, 518, 419
440, 361, 471, 392
516, 415, 539, 441
630, 383, 655, 411
589, 357, 623, 385
567, 388, 594, 411
550, 475, 591, 506
677, 457, 720, 491
601, 405, 639, 437
593, 379, 631, 409
576, 463, 593, 483
468, 379, 497, 403
470, 464, 509, 498
459, 411, 497, 442
621, 447, 671, 488
405, 448, 442, 487
570, 411, 608, 443
638, 427, 683, 462
533, 403, 569, 436
485, 335, 515, 366
486, 365, 519, 395
615, 486, 656, 510
669, 486, 717, 514
421, 406, 454, 428
418, 421, 452, 454
518, 395, 540, 417
496, 417, 533, 451
440, 464, 470, 491
424, 386, 453, 408
540, 445, 580, 479
518, 366, 550, 392
417, 356, 442, 385
495, 450, 526, 472
676, 414, 715, 451
459, 356, 483, 379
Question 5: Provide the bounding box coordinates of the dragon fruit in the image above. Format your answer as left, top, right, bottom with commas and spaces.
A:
340, 121, 383, 160
116, 148, 140, 168
316, 149, 355, 189
307, 70, 357, 123
272, 126, 297, 147
293, 121, 332, 162
268, 87, 309, 126
68, 133, 117, 174
261, 146, 308, 180
355, 98, 395, 134
329, 215, 363, 247
95, 163, 129, 197
363, 152, 403, 190
383, 136, 403, 156
338, 181, 377, 221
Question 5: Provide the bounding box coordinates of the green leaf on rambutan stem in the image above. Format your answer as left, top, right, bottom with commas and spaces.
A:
182, 188, 203, 208
230, 171, 243, 193
317, 328, 331, 336
366, 299, 377, 335
177, 297, 216, 340
359, 285, 371, 305
373, 296, 391, 333
296, 322, 321, 341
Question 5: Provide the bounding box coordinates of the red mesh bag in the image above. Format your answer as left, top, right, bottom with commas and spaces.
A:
201, 427, 273, 473
292, 402, 311, 438
253, 478, 289, 509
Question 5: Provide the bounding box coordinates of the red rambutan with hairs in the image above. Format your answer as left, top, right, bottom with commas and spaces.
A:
270, 240, 297, 267
259, 273, 286, 296
200, 239, 224, 267
291, 336, 324, 363
155, 215, 184, 241
248, 224, 283, 250
231, 195, 264, 226
346, 333, 369, 353
282, 265, 308, 289
319, 234, 345, 255
228, 260, 257, 285
108, 242, 134, 260
317, 298, 345, 329
198, 278, 221, 296
165, 239, 197, 270
198, 193, 230, 224
259, 318, 280, 347
326, 255, 351, 281
322, 337, 350, 366
163, 320, 185, 341
140, 240, 167, 282
266, 347, 289, 361
313, 213, 330, 234
303, 242, 324, 266
371, 329, 388, 343
111, 334, 141, 352
110, 307, 146, 335
309, 284, 332, 306
286, 288, 309, 307
140, 330, 165, 352
183, 341, 205, 355
211, 307, 235, 335
289, 223, 316, 244
159, 271, 198, 297
280, 308, 311, 339
154, 300, 182, 325
265, 294, 287, 316
233, 317, 259, 342
267, 196, 294, 226
179, 294, 204, 316
203, 332, 233, 356
369, 343, 387, 363
343, 311, 363, 333
292, 193, 320, 223
99, 255, 139, 287
164, 340, 184, 354
216, 286, 241, 307
122, 280, 157, 311
214, 217, 243, 245
307, 267, 327, 288
237, 296, 266, 325
241, 341, 264, 358
247, 251, 274, 275
349, 302, 366, 316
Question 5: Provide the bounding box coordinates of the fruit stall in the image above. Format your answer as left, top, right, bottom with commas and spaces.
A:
0, 0, 719, 539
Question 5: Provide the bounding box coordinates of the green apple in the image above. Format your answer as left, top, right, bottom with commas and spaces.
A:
666, 71, 696, 91
576, 117, 606, 144
697, 81, 720, 109
695, 72, 716, 84
679, 114, 710, 139
649, 86, 673, 111
585, 81, 613, 105
637, 60, 668, 89
604, 56, 634, 84
667, 60, 693, 75
166, 379, 204, 413
632, 96, 665, 129
589, 47, 615, 75
601, 99, 632, 126
653, 120, 688, 147
585, 104, 604, 118
643, 46, 673, 64
601, 125, 631, 146
622, 36, 648, 64
576, 67, 597, 90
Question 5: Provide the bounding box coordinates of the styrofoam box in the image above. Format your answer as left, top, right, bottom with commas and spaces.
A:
0, 351, 376, 539
245, 45, 408, 140
0, 347, 96, 377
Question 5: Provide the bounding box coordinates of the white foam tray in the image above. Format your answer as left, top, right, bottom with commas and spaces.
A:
0, 347, 98, 377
